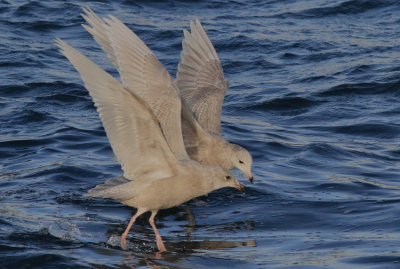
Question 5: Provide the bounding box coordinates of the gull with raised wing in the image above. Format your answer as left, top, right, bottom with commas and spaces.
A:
81, 8, 254, 183
177, 20, 254, 182
56, 39, 244, 252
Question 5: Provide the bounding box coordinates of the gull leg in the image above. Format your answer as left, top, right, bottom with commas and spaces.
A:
121, 209, 145, 250
149, 210, 167, 252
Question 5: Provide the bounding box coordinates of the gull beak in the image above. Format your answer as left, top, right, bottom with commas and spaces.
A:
234, 182, 245, 192
249, 175, 254, 184
245, 171, 254, 184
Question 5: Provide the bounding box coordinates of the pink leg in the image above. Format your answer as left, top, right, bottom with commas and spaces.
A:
149, 210, 167, 252
120, 209, 144, 250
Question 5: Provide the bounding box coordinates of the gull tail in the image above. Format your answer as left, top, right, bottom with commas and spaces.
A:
84, 176, 130, 198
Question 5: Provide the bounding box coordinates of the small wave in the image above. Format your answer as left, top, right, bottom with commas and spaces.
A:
15, 109, 54, 124
314, 181, 379, 192
12, 1, 80, 19
28, 81, 82, 91
26, 164, 104, 181
264, 141, 301, 158
306, 0, 390, 17
48, 219, 82, 241
51, 125, 106, 140
346, 64, 374, 76
24, 21, 65, 32
0, 138, 53, 149
248, 96, 321, 112
1, 253, 77, 268
304, 143, 355, 161
332, 123, 400, 139
223, 60, 251, 73
317, 80, 400, 97
297, 75, 332, 83
221, 34, 255, 51
345, 254, 400, 265
386, 149, 400, 158
275, 0, 396, 19
281, 52, 299, 59
0, 81, 83, 97
36, 93, 88, 105
281, 39, 336, 52
13, 1, 46, 17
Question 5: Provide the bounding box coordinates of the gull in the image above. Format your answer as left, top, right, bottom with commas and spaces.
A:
177, 19, 254, 182
56, 39, 245, 252
81, 8, 254, 183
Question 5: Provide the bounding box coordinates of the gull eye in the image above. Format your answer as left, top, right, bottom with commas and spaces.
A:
239, 160, 244, 164
225, 175, 231, 180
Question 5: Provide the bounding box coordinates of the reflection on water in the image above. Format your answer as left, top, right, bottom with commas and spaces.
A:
119, 239, 257, 269
103, 205, 256, 255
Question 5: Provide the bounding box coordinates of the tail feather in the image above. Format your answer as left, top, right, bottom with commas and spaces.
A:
84, 175, 130, 198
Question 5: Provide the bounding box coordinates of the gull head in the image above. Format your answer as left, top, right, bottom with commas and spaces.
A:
230, 144, 254, 183
213, 167, 245, 192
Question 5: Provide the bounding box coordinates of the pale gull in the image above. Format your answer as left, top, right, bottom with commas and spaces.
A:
81, 8, 254, 183
56, 39, 244, 252
177, 20, 254, 182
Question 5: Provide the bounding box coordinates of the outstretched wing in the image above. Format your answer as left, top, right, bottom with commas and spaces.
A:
56, 39, 179, 181
177, 19, 229, 135
81, 8, 119, 69
82, 8, 188, 160
181, 99, 210, 152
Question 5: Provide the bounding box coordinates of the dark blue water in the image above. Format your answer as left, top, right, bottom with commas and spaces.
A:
1, 0, 400, 268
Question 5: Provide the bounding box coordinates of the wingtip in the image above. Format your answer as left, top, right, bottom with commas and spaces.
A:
81, 23, 92, 32
183, 29, 191, 38
192, 18, 204, 33
189, 20, 196, 32
81, 7, 104, 28
108, 14, 118, 24
81, 7, 88, 16
81, 13, 88, 22
54, 38, 71, 52
103, 17, 113, 26
54, 38, 65, 49
81, 6, 89, 13
81, 6, 93, 21
81, 6, 95, 16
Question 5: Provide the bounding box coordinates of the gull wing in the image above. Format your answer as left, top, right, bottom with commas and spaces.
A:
177, 19, 229, 135
181, 99, 210, 151
82, 9, 188, 160
56, 39, 179, 181
81, 8, 119, 69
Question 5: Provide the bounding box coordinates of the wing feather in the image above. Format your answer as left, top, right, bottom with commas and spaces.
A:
81, 8, 119, 68
56, 39, 178, 181
177, 20, 229, 135
81, 8, 189, 160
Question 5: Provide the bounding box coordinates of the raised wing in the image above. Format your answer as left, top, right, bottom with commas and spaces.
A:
81, 8, 119, 69
177, 19, 229, 135
56, 39, 179, 181
181, 99, 210, 151
82, 8, 188, 160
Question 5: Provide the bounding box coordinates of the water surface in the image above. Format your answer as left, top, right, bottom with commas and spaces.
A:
1, 0, 400, 268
